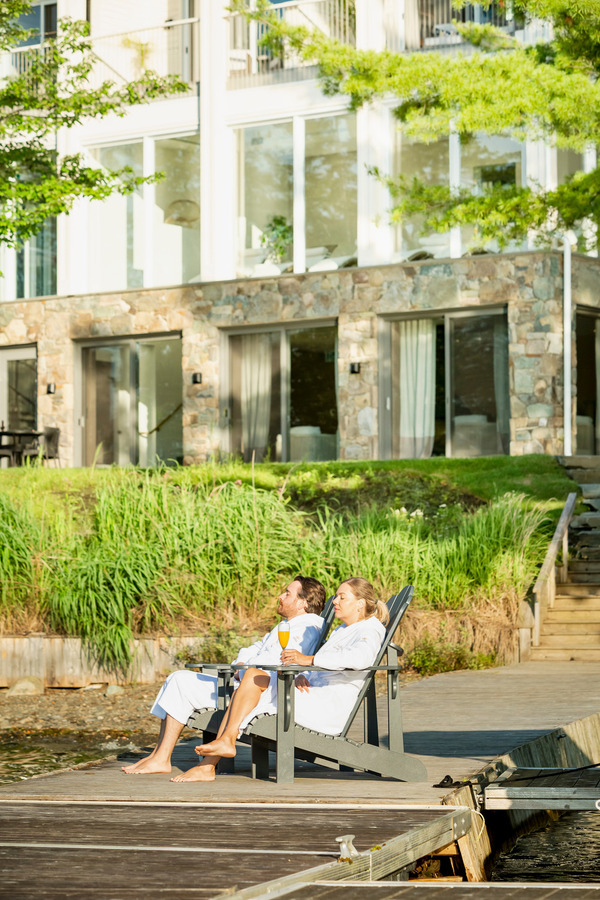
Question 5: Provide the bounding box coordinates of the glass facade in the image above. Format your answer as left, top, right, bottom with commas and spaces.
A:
16, 217, 57, 299
576, 310, 600, 455
236, 121, 294, 276
387, 311, 509, 459
82, 336, 183, 466
393, 134, 451, 260
305, 114, 357, 269
154, 134, 201, 285
228, 325, 338, 462
89, 142, 145, 291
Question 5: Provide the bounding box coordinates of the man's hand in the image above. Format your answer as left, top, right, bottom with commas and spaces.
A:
295, 674, 311, 693
280, 649, 314, 666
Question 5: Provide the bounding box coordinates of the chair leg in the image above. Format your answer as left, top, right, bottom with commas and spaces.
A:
251, 739, 270, 779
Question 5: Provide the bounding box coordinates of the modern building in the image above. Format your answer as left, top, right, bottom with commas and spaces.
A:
0, 0, 598, 467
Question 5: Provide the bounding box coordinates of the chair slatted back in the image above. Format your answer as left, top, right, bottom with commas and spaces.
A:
315, 596, 336, 653
339, 585, 413, 739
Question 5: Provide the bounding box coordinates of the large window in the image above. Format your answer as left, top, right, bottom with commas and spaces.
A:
16, 217, 57, 298
88, 133, 201, 292
393, 134, 450, 260
227, 324, 338, 462
236, 113, 357, 277
236, 122, 294, 276
81, 335, 183, 466
381, 310, 509, 458
0, 346, 37, 432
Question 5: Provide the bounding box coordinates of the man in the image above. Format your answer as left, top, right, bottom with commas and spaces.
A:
122, 575, 326, 776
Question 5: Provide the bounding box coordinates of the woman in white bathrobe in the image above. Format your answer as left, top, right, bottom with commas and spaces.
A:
173, 578, 388, 783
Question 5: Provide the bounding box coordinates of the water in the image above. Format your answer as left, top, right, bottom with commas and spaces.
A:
0, 729, 149, 785
492, 811, 600, 883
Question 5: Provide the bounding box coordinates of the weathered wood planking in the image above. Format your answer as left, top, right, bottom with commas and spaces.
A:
0, 802, 464, 900
279, 886, 600, 899
485, 766, 600, 810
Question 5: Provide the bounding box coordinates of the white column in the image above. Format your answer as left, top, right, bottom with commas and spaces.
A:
200, 0, 233, 281
292, 115, 306, 274
449, 130, 461, 258
357, 103, 394, 267
143, 134, 155, 287
525, 139, 546, 250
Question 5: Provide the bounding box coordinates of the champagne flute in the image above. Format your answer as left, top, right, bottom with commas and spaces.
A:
278, 620, 290, 650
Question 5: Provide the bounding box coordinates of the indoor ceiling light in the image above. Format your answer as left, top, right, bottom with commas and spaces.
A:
164, 199, 200, 227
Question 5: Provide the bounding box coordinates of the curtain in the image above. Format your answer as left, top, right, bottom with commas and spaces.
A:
493, 317, 510, 454
241, 333, 272, 461
398, 319, 436, 458
404, 0, 421, 50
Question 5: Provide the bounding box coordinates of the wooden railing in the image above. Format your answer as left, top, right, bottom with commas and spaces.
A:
531, 492, 578, 647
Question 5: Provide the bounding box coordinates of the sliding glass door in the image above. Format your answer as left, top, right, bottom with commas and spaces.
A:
228, 324, 338, 462
81, 336, 182, 466
383, 310, 509, 458
576, 310, 600, 455
0, 346, 37, 431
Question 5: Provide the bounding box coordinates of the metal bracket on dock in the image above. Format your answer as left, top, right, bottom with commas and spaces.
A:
451, 812, 471, 842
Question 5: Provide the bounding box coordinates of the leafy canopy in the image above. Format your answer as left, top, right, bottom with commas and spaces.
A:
0, 1, 186, 248
230, 0, 600, 250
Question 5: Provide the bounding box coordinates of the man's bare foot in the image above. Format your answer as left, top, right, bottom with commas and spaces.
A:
121, 758, 171, 775
195, 737, 236, 758
171, 764, 216, 783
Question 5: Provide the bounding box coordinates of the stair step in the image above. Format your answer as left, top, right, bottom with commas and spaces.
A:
555, 584, 600, 597
566, 573, 600, 584
529, 648, 600, 661
583, 500, 600, 512
573, 533, 600, 547
571, 514, 600, 528
568, 560, 600, 573
541, 622, 600, 635
561, 456, 600, 469
547, 611, 600, 624
575, 549, 600, 561
581, 485, 600, 499
537, 634, 600, 648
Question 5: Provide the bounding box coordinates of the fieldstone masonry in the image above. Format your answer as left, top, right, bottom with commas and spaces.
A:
0, 250, 597, 465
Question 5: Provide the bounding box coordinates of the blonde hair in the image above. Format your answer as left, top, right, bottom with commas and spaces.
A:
342, 577, 390, 626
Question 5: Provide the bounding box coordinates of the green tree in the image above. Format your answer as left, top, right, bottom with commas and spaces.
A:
0, 1, 187, 249
231, 0, 600, 251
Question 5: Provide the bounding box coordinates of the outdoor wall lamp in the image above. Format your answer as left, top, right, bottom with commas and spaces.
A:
349, 363, 361, 375
192, 372, 203, 385
46, 383, 56, 395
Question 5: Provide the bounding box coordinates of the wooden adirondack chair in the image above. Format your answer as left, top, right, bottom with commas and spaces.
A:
187, 587, 425, 783
239, 585, 426, 783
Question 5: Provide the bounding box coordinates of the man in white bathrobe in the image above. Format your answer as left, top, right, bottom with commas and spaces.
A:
122, 575, 326, 776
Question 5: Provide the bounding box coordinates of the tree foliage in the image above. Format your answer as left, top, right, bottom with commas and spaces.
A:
0, 1, 186, 248
230, 0, 600, 250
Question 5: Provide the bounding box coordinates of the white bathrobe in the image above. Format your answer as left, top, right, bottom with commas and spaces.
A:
150, 613, 324, 725
239, 616, 386, 737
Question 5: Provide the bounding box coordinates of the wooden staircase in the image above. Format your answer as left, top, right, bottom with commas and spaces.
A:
530, 457, 600, 661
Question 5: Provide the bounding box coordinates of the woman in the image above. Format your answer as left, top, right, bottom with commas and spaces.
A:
172, 577, 388, 783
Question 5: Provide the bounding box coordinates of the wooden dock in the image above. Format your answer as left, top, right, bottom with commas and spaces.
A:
485, 766, 600, 811
2, 661, 600, 898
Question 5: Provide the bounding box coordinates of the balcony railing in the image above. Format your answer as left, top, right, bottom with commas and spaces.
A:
395, 0, 514, 52
1, 18, 201, 91
90, 18, 201, 88
227, 0, 355, 89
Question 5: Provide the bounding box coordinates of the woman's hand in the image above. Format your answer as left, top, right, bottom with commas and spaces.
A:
295, 674, 311, 693
280, 649, 314, 666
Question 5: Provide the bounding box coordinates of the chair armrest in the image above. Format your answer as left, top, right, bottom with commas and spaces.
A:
389, 642, 405, 656
232, 663, 403, 673
184, 662, 235, 672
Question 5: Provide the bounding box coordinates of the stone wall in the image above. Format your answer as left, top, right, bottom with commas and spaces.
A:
0, 250, 597, 464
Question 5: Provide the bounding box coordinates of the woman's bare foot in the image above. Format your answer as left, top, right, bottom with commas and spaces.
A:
171, 763, 216, 783
121, 757, 171, 775
194, 737, 237, 758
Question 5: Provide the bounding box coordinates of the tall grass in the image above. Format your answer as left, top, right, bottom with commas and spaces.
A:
0, 469, 550, 672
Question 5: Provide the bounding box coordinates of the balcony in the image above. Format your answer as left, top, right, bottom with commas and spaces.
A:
227, 0, 355, 89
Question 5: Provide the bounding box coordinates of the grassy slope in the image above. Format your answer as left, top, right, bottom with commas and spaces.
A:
0, 453, 577, 519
